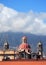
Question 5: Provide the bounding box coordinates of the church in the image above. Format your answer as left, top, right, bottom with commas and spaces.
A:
0, 36, 43, 61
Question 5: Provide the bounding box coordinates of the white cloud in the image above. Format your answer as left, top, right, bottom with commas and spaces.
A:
0, 4, 46, 35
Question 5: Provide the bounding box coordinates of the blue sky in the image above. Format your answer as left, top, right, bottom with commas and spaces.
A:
0, 0, 46, 35
0, 0, 46, 12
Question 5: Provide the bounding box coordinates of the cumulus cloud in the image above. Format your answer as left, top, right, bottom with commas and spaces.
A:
0, 4, 46, 35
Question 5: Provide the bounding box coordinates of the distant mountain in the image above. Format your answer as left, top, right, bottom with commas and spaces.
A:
0, 32, 46, 54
